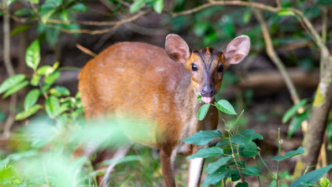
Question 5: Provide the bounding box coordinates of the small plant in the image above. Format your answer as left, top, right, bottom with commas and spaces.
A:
183, 98, 332, 187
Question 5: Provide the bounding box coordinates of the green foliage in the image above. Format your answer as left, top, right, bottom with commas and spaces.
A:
130, 0, 164, 13
25, 40, 40, 71
266, 147, 304, 161
197, 103, 210, 120
215, 100, 237, 115
187, 147, 223, 159
3, 81, 29, 99
283, 99, 307, 123
183, 130, 222, 145
0, 74, 26, 94
290, 165, 332, 187
24, 89, 40, 110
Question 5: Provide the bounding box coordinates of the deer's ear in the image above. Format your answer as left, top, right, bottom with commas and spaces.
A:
165, 34, 190, 64
224, 35, 250, 64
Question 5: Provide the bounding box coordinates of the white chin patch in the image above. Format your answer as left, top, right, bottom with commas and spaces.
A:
201, 97, 212, 104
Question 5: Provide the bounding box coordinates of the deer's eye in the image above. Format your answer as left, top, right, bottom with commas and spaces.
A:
192, 64, 198, 71
217, 65, 224, 72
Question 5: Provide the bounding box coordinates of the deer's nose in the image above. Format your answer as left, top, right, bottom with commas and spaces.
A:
201, 85, 215, 97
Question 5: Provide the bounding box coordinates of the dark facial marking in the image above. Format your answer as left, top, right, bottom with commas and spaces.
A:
193, 48, 223, 70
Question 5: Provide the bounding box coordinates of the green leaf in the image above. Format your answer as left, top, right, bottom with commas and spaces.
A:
283, 99, 307, 123
267, 181, 277, 187
288, 112, 309, 138
320, 178, 330, 187
53, 61, 60, 70
44, 70, 60, 85
235, 182, 248, 187
206, 156, 231, 174
197, 104, 210, 120
7, 0, 16, 6
243, 10, 252, 24
10, 25, 30, 36
183, 130, 222, 145
130, 0, 146, 13
24, 89, 40, 110
0, 165, 22, 184
301, 182, 321, 187
45, 96, 60, 118
240, 141, 258, 157
216, 140, 229, 147
153, 0, 163, 14
290, 165, 332, 187
37, 65, 54, 75
251, 134, 263, 140
278, 9, 295, 16
215, 100, 237, 115
187, 147, 223, 159
30, 75, 41, 86
193, 21, 209, 36
197, 94, 202, 102
241, 166, 260, 176
71, 3, 88, 12
15, 105, 41, 120
317, 0, 332, 6
0, 74, 25, 94
266, 147, 304, 161
231, 129, 255, 146
231, 174, 241, 181
49, 86, 70, 97
3, 81, 29, 98
26, 40, 40, 70
27, 0, 39, 3
202, 167, 229, 187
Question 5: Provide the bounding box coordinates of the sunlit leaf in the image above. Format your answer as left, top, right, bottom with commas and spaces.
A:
10, 25, 30, 36
153, 0, 163, 13
197, 104, 210, 120
30, 74, 41, 86
288, 112, 309, 138
45, 96, 60, 118
49, 86, 70, 97
215, 100, 237, 115
15, 105, 41, 120
71, 3, 88, 12
3, 81, 29, 99
44, 70, 60, 85
37, 65, 54, 75
130, 0, 146, 13
0, 74, 25, 94
278, 9, 295, 16
282, 99, 307, 123
25, 40, 40, 70
24, 89, 40, 110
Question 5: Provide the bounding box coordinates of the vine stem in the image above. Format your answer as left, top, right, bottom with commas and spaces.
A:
276, 128, 282, 187
228, 131, 245, 182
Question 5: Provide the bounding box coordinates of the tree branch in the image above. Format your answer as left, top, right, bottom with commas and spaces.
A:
2, 0, 17, 138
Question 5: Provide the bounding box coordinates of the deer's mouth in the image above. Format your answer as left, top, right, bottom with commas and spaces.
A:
201, 97, 212, 104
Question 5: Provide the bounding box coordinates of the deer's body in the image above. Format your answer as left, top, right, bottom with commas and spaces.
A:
78, 34, 250, 187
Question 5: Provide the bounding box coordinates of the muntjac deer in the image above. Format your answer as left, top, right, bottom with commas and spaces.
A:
78, 34, 250, 187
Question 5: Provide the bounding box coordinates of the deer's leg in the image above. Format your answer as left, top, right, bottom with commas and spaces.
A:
100, 145, 132, 187
160, 148, 176, 187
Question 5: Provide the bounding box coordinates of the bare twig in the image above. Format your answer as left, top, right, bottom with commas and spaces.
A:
46, 11, 148, 35
76, 44, 97, 57
2, 0, 17, 138
253, 9, 300, 104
